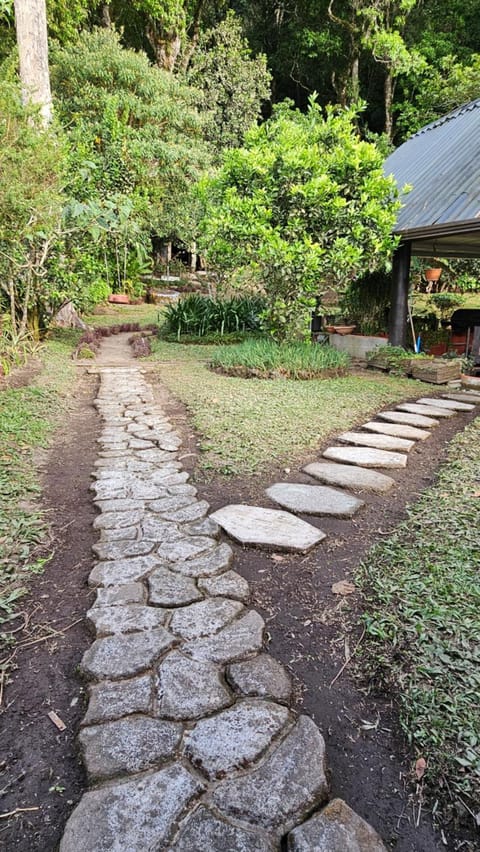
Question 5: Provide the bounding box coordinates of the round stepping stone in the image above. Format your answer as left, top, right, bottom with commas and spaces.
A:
443, 392, 480, 404
287, 798, 387, 851
148, 565, 203, 606
377, 410, 439, 427
227, 654, 292, 703
337, 431, 414, 452
198, 570, 250, 602
156, 650, 233, 720
169, 597, 244, 640
360, 421, 431, 441
183, 699, 290, 779
79, 716, 182, 781
266, 483, 364, 518
395, 402, 455, 418
210, 505, 325, 552
59, 765, 204, 852
323, 446, 407, 469
171, 806, 274, 852
304, 461, 394, 493
416, 396, 474, 411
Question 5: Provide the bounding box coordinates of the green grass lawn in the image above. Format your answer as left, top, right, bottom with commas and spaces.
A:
84, 302, 162, 327
356, 417, 480, 825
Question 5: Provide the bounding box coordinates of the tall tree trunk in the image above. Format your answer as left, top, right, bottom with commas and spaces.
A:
384, 69, 394, 141
101, 3, 112, 28
13, 0, 52, 125
146, 22, 182, 72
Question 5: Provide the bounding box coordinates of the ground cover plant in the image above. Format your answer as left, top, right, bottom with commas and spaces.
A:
356, 416, 480, 828
210, 337, 350, 378
161, 294, 265, 340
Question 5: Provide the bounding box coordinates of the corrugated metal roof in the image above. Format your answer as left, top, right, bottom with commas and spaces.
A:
384, 99, 480, 237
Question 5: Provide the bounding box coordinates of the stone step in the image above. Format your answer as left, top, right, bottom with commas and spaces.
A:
323, 446, 408, 469
361, 421, 431, 441
378, 410, 439, 428
210, 505, 326, 552
416, 397, 474, 411
303, 462, 395, 493
337, 430, 414, 453
266, 482, 364, 518
396, 402, 455, 418
443, 392, 480, 404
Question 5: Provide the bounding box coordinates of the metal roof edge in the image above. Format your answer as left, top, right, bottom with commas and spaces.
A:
394, 219, 480, 240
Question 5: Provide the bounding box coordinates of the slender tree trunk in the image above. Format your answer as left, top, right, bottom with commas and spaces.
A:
351, 53, 360, 102
146, 22, 182, 72
384, 70, 394, 141
101, 4, 112, 28
13, 0, 52, 125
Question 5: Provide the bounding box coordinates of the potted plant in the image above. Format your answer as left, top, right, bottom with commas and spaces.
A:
424, 267, 442, 282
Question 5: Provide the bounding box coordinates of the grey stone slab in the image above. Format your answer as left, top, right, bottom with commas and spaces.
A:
170, 598, 244, 640
184, 516, 221, 538
93, 583, 145, 607
79, 716, 182, 781
361, 421, 431, 441
287, 798, 388, 851
92, 539, 155, 561
129, 437, 155, 449
210, 715, 328, 834
157, 535, 217, 563
171, 806, 274, 852
86, 604, 168, 636
198, 570, 250, 602
83, 674, 152, 725
323, 446, 407, 469
417, 396, 474, 411
184, 699, 290, 780
93, 509, 144, 530
168, 484, 198, 497
98, 525, 138, 542
148, 494, 196, 514
266, 483, 364, 518
148, 565, 203, 606
158, 434, 182, 451
377, 410, 440, 427
337, 431, 414, 453
227, 654, 292, 703
184, 610, 265, 663
89, 555, 159, 587
93, 498, 145, 513
211, 505, 326, 552
140, 515, 181, 542
169, 543, 234, 578
303, 462, 395, 494
80, 627, 176, 680
156, 650, 232, 720
396, 402, 455, 418
59, 764, 204, 852
443, 392, 480, 404
158, 500, 210, 523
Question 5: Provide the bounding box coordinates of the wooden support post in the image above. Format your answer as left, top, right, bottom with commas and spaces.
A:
389, 242, 411, 347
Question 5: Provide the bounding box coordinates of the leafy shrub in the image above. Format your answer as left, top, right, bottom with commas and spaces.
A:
162, 294, 266, 339
210, 338, 350, 379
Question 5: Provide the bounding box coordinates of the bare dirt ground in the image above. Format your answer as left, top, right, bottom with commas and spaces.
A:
0, 360, 476, 851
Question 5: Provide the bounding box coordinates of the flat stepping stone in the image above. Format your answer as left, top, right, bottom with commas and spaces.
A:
86, 604, 168, 636
79, 716, 182, 781
184, 699, 290, 780
157, 534, 217, 563
59, 764, 204, 852
210, 505, 325, 552
167, 543, 234, 578
198, 570, 250, 602
83, 674, 152, 725
337, 431, 414, 452
169, 597, 244, 640
396, 402, 455, 418
361, 421, 431, 441
304, 462, 394, 493
148, 565, 203, 606
80, 627, 175, 680
266, 483, 364, 518
377, 410, 439, 427
227, 654, 292, 703
210, 715, 328, 834
323, 446, 407, 469
157, 651, 233, 720
171, 806, 274, 852
416, 396, 474, 411
88, 555, 159, 588
443, 392, 480, 404
287, 798, 387, 851
183, 610, 265, 664
93, 583, 145, 607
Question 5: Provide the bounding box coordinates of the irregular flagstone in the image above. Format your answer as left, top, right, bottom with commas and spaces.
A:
86, 604, 168, 636
168, 542, 234, 578
377, 410, 440, 427
184, 699, 290, 780
211, 505, 326, 552
396, 402, 455, 418
227, 654, 292, 703
303, 462, 395, 493
93, 509, 144, 530
88, 555, 159, 587
323, 446, 407, 469
168, 483, 198, 497
148, 565, 203, 606
416, 396, 474, 411
93, 498, 145, 513
83, 674, 152, 725
93, 582, 145, 607
59, 765, 204, 852
210, 715, 328, 834
79, 716, 182, 781
198, 569, 250, 602
184, 610, 265, 663
287, 798, 388, 851
139, 515, 182, 542
157, 535, 217, 563
361, 421, 431, 441
443, 392, 480, 404
147, 494, 197, 513
92, 539, 155, 561
337, 431, 414, 453
156, 500, 209, 523
183, 516, 221, 538
171, 805, 275, 852
156, 650, 233, 720
266, 483, 364, 518
80, 627, 176, 680
169, 597, 244, 640
98, 525, 138, 542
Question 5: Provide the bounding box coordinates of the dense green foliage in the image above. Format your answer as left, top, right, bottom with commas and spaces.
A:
162, 293, 265, 339
210, 337, 350, 378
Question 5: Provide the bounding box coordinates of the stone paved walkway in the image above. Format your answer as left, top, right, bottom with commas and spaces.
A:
60, 358, 479, 851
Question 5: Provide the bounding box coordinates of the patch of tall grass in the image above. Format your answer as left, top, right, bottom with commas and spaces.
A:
162, 294, 265, 339
210, 338, 350, 379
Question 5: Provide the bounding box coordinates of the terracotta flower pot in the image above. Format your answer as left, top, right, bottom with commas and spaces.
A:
108, 293, 130, 304
424, 268, 442, 282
